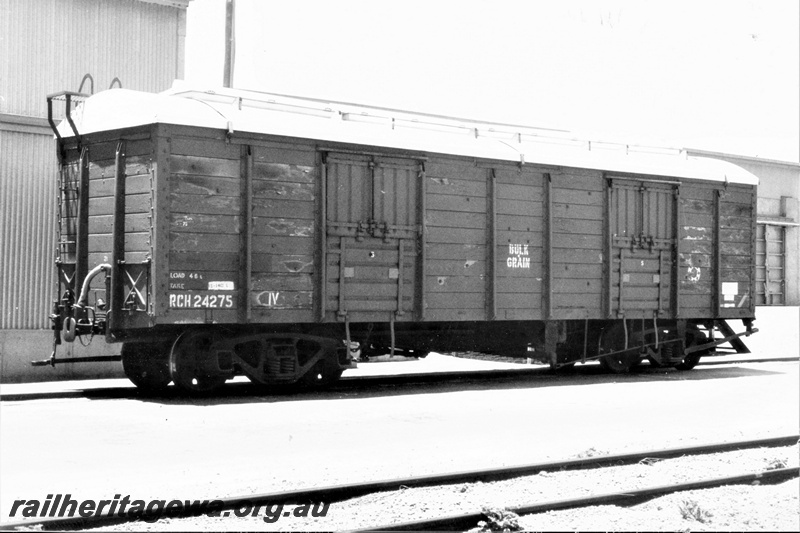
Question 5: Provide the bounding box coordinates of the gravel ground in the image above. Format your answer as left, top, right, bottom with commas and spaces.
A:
87, 443, 799, 532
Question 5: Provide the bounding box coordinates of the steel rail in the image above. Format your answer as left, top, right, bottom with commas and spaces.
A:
360, 466, 800, 532
1, 435, 797, 531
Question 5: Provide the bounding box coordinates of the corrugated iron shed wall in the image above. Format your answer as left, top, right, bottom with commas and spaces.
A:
1, 0, 186, 117
1, 0, 187, 335
0, 132, 57, 329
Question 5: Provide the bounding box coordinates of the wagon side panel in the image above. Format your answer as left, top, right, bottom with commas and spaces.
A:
606, 175, 679, 320
322, 151, 422, 323
161, 127, 242, 324
717, 184, 756, 318
249, 142, 318, 323
56, 129, 157, 337
424, 157, 488, 321
88, 134, 156, 332
493, 166, 545, 320
678, 181, 756, 320
550, 169, 606, 319
678, 182, 715, 317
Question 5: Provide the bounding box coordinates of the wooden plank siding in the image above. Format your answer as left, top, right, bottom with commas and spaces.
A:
678, 184, 714, 315
677, 182, 755, 317
606, 177, 678, 319
58, 159, 81, 264
80, 140, 155, 301
249, 144, 316, 318
718, 186, 756, 316
550, 169, 605, 318
494, 166, 544, 320
162, 132, 320, 321
424, 158, 488, 321
67, 123, 754, 331
166, 132, 243, 318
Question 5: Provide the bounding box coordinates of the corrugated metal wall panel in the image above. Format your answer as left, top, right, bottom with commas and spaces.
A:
0, 1, 9, 115
0, 0, 186, 332
0, 131, 58, 329
1, 0, 181, 118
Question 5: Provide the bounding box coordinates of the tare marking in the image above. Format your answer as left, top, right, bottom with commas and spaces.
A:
507, 243, 531, 269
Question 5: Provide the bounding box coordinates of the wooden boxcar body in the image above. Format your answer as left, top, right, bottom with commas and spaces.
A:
46, 86, 759, 391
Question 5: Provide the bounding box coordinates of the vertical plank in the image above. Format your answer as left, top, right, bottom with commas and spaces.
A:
418, 161, 427, 321
657, 249, 664, 314
673, 186, 682, 317
714, 190, 721, 312
544, 172, 552, 319
319, 152, 328, 322
373, 161, 384, 225
364, 161, 373, 222
750, 189, 758, 311
606, 177, 613, 318
75, 148, 90, 296
397, 239, 405, 316
405, 166, 416, 229
618, 247, 625, 317
241, 145, 253, 323
487, 169, 496, 320
152, 127, 171, 318
109, 142, 126, 333
338, 236, 347, 318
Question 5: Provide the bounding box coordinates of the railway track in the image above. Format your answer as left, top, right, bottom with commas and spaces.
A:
360, 467, 799, 531
2, 356, 797, 403
2, 435, 797, 531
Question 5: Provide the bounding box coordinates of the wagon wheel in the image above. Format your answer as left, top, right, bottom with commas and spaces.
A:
598, 324, 643, 374
674, 328, 710, 371
121, 342, 172, 392
169, 330, 228, 393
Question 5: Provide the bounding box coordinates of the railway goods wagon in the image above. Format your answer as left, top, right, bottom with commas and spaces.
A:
38, 85, 759, 392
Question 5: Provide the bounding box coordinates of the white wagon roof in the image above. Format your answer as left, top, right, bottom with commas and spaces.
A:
58, 84, 759, 186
